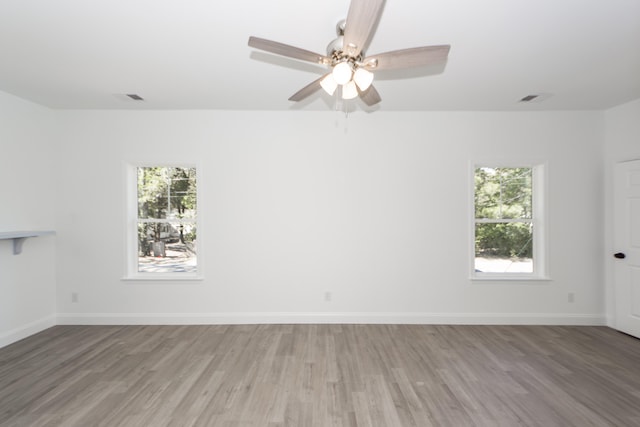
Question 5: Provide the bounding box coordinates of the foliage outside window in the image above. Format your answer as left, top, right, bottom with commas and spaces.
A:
474, 166, 537, 275
134, 166, 197, 275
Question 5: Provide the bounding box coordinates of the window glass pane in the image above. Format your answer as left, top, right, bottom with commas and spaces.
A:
475, 222, 533, 273
475, 167, 532, 219
137, 167, 197, 220
138, 222, 197, 273
168, 168, 197, 219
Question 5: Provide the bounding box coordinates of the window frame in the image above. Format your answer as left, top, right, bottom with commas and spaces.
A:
123, 163, 203, 281
470, 162, 549, 281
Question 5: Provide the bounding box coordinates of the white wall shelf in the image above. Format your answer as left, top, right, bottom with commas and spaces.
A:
0, 231, 55, 255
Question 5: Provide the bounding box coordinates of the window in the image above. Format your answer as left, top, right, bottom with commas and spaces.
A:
472, 165, 546, 279
126, 165, 199, 279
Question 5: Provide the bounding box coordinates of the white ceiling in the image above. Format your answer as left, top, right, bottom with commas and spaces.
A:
0, 0, 639, 111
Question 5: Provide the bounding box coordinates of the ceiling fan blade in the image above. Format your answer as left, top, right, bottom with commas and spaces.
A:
359, 85, 381, 106
343, 0, 385, 57
363, 45, 451, 71
288, 75, 327, 102
248, 36, 329, 65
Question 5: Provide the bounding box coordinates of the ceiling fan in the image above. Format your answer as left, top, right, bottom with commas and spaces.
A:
247, 0, 450, 107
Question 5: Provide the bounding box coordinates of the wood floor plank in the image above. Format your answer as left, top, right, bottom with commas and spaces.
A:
2, 325, 640, 426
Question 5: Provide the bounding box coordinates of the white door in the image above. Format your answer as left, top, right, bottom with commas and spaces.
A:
614, 159, 640, 338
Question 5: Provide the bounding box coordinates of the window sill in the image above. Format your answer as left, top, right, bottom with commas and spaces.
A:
470, 274, 551, 282
122, 275, 204, 282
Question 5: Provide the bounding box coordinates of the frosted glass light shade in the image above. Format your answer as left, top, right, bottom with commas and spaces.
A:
353, 68, 374, 91
332, 62, 353, 85
320, 74, 338, 95
342, 81, 358, 100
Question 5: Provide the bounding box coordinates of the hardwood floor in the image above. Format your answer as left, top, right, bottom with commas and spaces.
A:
1, 325, 640, 426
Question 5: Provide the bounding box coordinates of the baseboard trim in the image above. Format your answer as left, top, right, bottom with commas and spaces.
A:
0, 315, 56, 349
56, 312, 607, 326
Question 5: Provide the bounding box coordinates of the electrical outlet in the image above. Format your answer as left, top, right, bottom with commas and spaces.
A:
324, 291, 332, 302
568, 292, 575, 303
72, 292, 79, 303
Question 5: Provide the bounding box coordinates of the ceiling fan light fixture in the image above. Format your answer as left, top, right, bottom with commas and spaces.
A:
353, 68, 374, 91
332, 61, 353, 85
247, 0, 451, 109
342, 81, 358, 100
320, 74, 338, 96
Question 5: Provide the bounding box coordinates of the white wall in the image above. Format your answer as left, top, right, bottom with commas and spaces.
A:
54, 109, 605, 324
0, 91, 57, 347
604, 98, 640, 326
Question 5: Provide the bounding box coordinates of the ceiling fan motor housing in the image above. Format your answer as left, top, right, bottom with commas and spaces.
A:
326, 36, 345, 58
327, 20, 362, 65
327, 37, 364, 70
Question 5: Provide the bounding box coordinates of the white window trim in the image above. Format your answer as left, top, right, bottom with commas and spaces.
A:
470, 162, 549, 281
123, 162, 203, 281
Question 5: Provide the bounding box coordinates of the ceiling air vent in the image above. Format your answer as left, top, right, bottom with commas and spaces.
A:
518, 93, 552, 103
126, 94, 144, 101
520, 94, 539, 102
